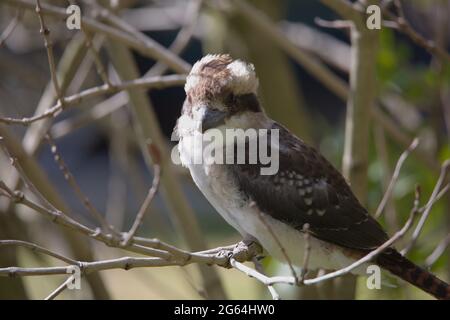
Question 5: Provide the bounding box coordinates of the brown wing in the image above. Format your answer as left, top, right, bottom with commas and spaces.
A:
229, 122, 389, 251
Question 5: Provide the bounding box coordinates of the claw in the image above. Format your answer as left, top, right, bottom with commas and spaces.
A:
215, 239, 263, 268
216, 249, 234, 268
232, 239, 263, 263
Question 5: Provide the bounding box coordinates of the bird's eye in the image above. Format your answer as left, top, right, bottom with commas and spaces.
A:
226, 93, 236, 105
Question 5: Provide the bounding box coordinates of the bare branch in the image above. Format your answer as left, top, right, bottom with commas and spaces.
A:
0, 242, 258, 278
0, 163, 446, 297
1, 0, 447, 301
0, 180, 172, 259
48, 0, 201, 139
300, 223, 311, 282
0, 74, 186, 125
106, 35, 227, 298
252, 256, 280, 300
230, 258, 279, 297
251, 202, 299, 283
373, 124, 398, 231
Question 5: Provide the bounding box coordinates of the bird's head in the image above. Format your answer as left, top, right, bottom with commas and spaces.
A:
182, 54, 262, 132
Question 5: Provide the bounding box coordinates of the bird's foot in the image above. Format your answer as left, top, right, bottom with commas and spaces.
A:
232, 238, 263, 262
216, 239, 263, 268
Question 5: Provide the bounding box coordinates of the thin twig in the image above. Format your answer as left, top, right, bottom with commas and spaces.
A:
230, 258, 281, 300
0, 178, 443, 294
0, 74, 186, 125
425, 233, 450, 268
44, 275, 75, 300
227, 0, 348, 100
51, 0, 201, 137
54, 0, 201, 137
50, 93, 127, 139
314, 17, 352, 29
0, 240, 77, 265
146, 0, 202, 76
0, 9, 22, 47
252, 257, 280, 300
45, 134, 115, 235
0, 179, 260, 267
383, 0, 450, 61
66, 0, 112, 87
374, 138, 419, 218
121, 143, 162, 246
0, 136, 60, 211
402, 161, 450, 255
35, 0, 64, 104
251, 202, 299, 283
300, 223, 311, 282
373, 124, 398, 231
0, 180, 171, 259
106, 33, 227, 298
321, 0, 379, 299
82, 29, 112, 87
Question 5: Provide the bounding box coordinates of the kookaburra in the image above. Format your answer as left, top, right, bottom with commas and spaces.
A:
174, 54, 450, 299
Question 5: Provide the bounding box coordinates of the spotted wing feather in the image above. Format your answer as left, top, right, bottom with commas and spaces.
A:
229, 122, 389, 251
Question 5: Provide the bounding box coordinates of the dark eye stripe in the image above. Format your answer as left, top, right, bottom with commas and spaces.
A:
228, 93, 261, 115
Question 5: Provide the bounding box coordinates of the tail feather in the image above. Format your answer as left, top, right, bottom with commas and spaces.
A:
376, 248, 450, 300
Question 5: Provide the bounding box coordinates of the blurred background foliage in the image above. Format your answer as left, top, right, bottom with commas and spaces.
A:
0, 0, 449, 299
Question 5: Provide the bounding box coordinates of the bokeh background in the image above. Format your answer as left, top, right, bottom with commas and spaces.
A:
0, 0, 449, 299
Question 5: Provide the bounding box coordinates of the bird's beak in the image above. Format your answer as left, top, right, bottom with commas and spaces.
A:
201, 108, 227, 132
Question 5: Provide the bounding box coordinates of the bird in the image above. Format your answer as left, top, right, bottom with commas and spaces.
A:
173, 54, 450, 300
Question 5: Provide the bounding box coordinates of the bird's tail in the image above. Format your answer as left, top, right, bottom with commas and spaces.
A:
376, 248, 450, 300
